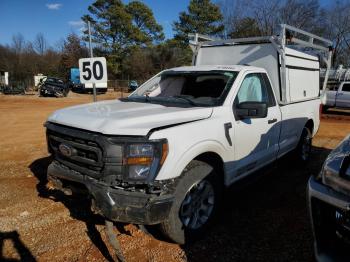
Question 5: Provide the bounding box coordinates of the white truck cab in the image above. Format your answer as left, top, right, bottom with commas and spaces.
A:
45, 25, 333, 244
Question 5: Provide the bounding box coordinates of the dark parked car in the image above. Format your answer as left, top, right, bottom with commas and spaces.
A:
128, 80, 138, 91
40, 77, 69, 97
2, 85, 25, 95
308, 135, 350, 261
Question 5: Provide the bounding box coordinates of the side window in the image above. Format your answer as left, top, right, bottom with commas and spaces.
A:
235, 73, 275, 107
342, 84, 350, 92
261, 73, 276, 107
327, 83, 339, 91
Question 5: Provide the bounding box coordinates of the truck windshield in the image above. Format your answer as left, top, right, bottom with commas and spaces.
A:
126, 70, 238, 107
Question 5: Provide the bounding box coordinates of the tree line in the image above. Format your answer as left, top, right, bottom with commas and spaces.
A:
1, 0, 350, 85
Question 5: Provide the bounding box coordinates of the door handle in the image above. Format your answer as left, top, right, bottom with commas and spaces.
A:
268, 118, 277, 124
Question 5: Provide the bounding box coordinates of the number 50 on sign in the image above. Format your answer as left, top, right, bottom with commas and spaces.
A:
79, 57, 108, 84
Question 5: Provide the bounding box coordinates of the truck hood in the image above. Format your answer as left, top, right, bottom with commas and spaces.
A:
47, 99, 213, 136
322, 135, 350, 195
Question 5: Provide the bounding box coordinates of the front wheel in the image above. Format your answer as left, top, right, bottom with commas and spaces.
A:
160, 160, 221, 244
322, 105, 329, 114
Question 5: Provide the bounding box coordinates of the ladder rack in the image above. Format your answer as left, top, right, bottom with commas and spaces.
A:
320, 66, 350, 82
189, 24, 333, 96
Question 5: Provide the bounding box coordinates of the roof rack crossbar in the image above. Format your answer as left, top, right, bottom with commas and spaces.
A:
282, 24, 333, 47
198, 36, 271, 47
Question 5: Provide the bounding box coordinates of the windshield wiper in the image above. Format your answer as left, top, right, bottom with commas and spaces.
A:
172, 95, 198, 106
124, 95, 201, 107
124, 95, 151, 103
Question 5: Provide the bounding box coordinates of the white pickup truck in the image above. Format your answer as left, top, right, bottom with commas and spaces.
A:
45, 25, 332, 244
322, 81, 350, 111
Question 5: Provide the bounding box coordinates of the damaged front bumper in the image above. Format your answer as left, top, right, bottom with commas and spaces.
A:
47, 161, 174, 225
308, 176, 350, 261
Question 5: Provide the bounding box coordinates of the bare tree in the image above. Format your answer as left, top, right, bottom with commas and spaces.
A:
322, 1, 350, 66
219, 0, 281, 37
219, 0, 254, 38
11, 33, 25, 54
279, 0, 320, 29
219, 0, 324, 37
34, 33, 47, 55
250, 0, 280, 35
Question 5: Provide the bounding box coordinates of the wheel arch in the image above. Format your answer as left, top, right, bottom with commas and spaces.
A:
305, 119, 314, 134
155, 140, 228, 181
193, 152, 225, 185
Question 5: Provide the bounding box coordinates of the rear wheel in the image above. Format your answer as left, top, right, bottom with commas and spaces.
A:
160, 160, 221, 244
296, 126, 312, 162
322, 105, 329, 114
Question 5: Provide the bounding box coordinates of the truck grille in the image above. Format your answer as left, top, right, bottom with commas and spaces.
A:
47, 124, 104, 178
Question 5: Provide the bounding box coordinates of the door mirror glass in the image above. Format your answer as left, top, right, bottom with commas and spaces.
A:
235, 102, 267, 119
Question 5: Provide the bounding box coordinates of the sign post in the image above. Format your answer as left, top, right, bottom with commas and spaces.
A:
88, 21, 97, 102
80, 22, 107, 101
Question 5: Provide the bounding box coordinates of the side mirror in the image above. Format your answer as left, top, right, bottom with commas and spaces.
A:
235, 102, 267, 119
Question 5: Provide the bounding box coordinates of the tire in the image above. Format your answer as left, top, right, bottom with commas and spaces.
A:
296, 126, 312, 162
160, 160, 222, 244
322, 106, 328, 114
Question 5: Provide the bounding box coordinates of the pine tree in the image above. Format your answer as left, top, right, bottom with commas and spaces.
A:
173, 0, 224, 45
82, 0, 164, 76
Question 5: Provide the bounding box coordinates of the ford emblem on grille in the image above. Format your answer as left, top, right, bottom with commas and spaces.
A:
59, 144, 73, 157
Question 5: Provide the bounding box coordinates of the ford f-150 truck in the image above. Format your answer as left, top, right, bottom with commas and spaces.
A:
45, 25, 333, 244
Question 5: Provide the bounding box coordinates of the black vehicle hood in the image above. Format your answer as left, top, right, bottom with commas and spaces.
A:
322, 135, 350, 195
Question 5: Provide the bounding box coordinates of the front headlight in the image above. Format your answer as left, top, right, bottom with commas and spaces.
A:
124, 141, 168, 181
319, 165, 335, 181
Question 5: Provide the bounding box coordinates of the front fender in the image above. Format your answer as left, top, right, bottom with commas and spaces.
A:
155, 139, 227, 181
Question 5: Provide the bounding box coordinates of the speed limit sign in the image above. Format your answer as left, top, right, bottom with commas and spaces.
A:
79, 57, 108, 83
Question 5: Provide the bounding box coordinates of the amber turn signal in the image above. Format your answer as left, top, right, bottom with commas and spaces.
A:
160, 143, 168, 165
126, 157, 153, 165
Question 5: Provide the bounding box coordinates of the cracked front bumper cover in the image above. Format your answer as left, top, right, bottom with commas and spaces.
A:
47, 161, 174, 225
308, 176, 350, 261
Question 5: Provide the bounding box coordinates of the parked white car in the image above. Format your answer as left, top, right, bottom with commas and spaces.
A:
322, 81, 350, 112
44, 25, 332, 244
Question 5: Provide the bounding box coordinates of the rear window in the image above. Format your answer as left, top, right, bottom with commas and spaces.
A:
326, 83, 339, 91
46, 78, 63, 84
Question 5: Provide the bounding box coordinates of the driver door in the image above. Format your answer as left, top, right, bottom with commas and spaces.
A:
230, 73, 281, 179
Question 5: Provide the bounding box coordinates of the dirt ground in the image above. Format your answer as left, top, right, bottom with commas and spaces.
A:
0, 92, 349, 262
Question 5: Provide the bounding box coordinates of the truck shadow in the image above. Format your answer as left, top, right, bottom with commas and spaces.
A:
29, 157, 117, 262
323, 109, 350, 117
182, 145, 332, 261
0, 231, 36, 262
29, 144, 332, 261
